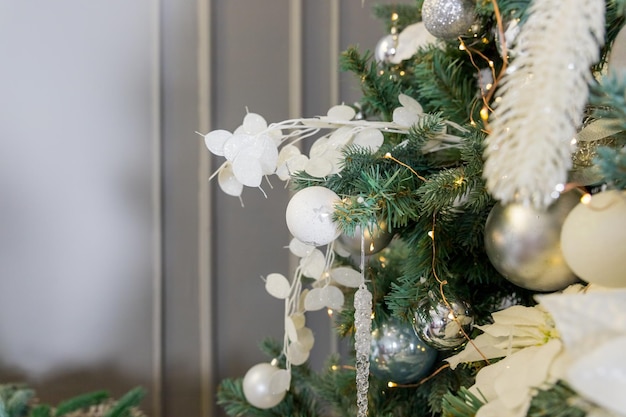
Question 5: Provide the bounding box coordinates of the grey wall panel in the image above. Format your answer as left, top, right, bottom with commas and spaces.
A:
211, 0, 293, 383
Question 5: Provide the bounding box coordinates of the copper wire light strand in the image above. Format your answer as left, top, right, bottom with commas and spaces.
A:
430, 212, 490, 364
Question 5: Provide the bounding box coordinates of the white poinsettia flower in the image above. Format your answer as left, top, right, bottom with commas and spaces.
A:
537, 287, 626, 416
470, 339, 565, 417
446, 304, 558, 369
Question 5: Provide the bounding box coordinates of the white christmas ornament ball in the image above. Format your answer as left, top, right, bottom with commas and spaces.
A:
242, 363, 287, 409
285, 186, 341, 246
561, 190, 626, 288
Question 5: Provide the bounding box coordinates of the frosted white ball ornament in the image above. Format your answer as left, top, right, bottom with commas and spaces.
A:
242, 363, 287, 409
561, 190, 626, 288
285, 186, 341, 246
484, 189, 582, 292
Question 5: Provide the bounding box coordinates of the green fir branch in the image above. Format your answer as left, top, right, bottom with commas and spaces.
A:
29, 406, 51, 417
371, 2, 423, 33
340, 47, 415, 120
594, 145, 626, 189
411, 47, 482, 125
102, 387, 145, 417
527, 381, 586, 417
441, 386, 485, 417
6, 389, 34, 417
54, 391, 110, 417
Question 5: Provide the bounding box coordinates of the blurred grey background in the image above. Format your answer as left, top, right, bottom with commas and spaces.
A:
0, 1, 397, 416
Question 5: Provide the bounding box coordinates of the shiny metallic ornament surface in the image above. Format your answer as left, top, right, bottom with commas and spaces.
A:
242, 363, 287, 409
484, 189, 583, 292
413, 296, 474, 351
369, 317, 437, 384
375, 34, 397, 64
421, 0, 477, 40
338, 220, 394, 256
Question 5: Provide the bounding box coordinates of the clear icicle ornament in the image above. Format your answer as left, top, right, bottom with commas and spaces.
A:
353, 232, 372, 417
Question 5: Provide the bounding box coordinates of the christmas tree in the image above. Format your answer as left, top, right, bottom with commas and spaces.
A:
204, 1, 626, 416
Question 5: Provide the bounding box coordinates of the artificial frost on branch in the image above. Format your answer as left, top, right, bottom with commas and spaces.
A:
483, 0, 605, 208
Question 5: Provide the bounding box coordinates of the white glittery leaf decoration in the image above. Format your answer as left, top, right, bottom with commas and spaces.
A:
483, 0, 605, 208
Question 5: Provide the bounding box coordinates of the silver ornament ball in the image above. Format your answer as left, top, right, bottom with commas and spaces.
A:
413, 295, 474, 351
421, 0, 477, 40
338, 220, 394, 256
375, 34, 398, 64
370, 317, 437, 384
484, 189, 582, 292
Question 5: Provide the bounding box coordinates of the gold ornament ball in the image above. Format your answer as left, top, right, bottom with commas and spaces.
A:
561, 190, 626, 288
484, 189, 582, 292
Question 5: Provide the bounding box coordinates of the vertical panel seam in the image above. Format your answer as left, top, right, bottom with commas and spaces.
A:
197, 0, 213, 416
151, 0, 163, 416
289, 0, 303, 119
329, 0, 340, 107
288, 0, 303, 278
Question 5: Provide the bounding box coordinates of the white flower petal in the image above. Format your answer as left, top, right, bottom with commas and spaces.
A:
242, 112, 268, 134
232, 154, 263, 187
389, 22, 439, 64
290, 313, 306, 330
264, 273, 291, 299
445, 333, 508, 369
278, 144, 302, 164
287, 341, 310, 365
327, 126, 355, 148
352, 128, 384, 151
567, 336, 626, 416
285, 316, 298, 342
398, 93, 423, 113
257, 135, 279, 175
288, 238, 315, 258
223, 133, 254, 161
326, 104, 356, 121
217, 163, 243, 197
322, 285, 344, 310
392, 106, 420, 127
493, 340, 562, 410
299, 249, 325, 279
278, 154, 309, 180
305, 157, 333, 178
297, 327, 315, 351
330, 267, 362, 288
204, 129, 232, 156
304, 288, 326, 311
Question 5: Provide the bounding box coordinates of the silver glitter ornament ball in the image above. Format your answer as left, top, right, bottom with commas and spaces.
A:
421, 0, 477, 40
484, 189, 582, 292
369, 317, 437, 384
413, 295, 474, 351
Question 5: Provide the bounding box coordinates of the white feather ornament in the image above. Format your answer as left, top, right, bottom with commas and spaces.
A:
483, 0, 605, 208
